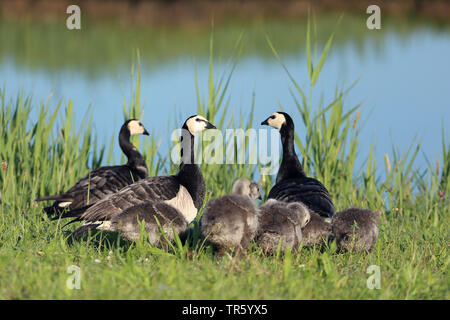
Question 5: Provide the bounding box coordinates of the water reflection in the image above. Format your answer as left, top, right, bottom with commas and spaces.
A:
0, 14, 449, 175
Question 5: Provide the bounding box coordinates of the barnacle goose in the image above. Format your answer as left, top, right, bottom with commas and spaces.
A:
36, 119, 149, 217
261, 112, 335, 218
256, 199, 311, 254
330, 207, 380, 252
199, 178, 262, 252
68, 115, 216, 239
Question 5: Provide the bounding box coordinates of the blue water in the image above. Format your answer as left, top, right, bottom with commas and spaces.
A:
1, 25, 449, 179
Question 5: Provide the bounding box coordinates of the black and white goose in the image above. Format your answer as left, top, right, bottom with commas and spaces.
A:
330, 207, 380, 252
261, 112, 335, 218
256, 200, 311, 254
36, 119, 149, 217
68, 115, 216, 239
199, 178, 262, 252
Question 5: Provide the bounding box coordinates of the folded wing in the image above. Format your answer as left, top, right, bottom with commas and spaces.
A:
66, 175, 180, 223
36, 165, 145, 217
268, 177, 335, 217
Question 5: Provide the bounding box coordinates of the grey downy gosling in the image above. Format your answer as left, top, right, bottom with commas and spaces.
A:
256, 200, 310, 254
330, 207, 380, 252
107, 201, 188, 249
68, 115, 216, 240
199, 178, 262, 253
36, 119, 149, 218
261, 112, 335, 218
301, 211, 332, 248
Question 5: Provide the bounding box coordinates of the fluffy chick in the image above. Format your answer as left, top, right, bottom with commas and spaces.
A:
199, 178, 261, 252
301, 211, 332, 248
107, 201, 188, 249
331, 207, 379, 252
256, 200, 310, 254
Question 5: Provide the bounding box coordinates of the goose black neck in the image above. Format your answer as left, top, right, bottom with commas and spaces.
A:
277, 123, 306, 183
179, 126, 196, 167
118, 126, 147, 171
177, 126, 205, 210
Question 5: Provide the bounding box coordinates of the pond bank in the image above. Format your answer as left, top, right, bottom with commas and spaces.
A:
1, 0, 449, 27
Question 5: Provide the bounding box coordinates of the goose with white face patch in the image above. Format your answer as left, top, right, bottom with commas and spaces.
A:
330, 207, 380, 252
67, 115, 216, 239
199, 178, 262, 253
261, 112, 335, 218
36, 119, 149, 218
256, 199, 311, 254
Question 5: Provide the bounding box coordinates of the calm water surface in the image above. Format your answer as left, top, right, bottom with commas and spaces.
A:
1, 16, 449, 176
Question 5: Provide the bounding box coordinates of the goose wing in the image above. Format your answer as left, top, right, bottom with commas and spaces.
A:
71, 176, 181, 223
36, 165, 143, 216
267, 178, 335, 217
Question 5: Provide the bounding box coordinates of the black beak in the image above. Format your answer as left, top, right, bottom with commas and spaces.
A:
258, 194, 262, 200
205, 122, 216, 130
143, 129, 149, 136
261, 118, 269, 126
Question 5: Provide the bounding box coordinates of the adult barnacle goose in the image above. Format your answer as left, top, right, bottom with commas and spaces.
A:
199, 178, 261, 252
256, 200, 310, 254
330, 207, 379, 252
68, 115, 216, 238
261, 112, 335, 218
36, 119, 149, 217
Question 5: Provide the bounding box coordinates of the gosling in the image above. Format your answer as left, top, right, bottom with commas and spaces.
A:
256, 200, 310, 254
301, 211, 332, 248
73, 201, 188, 249
331, 207, 380, 252
199, 178, 261, 253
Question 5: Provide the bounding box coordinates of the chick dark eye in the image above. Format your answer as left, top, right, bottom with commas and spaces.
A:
196, 118, 201, 122
270, 115, 275, 119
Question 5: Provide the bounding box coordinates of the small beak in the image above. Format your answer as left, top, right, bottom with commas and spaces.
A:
261, 118, 269, 126
205, 122, 216, 130
143, 129, 149, 136
258, 194, 262, 200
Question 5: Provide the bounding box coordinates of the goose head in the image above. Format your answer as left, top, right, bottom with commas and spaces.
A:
232, 178, 262, 200
183, 115, 216, 135
287, 202, 311, 227
125, 119, 149, 136
261, 111, 293, 131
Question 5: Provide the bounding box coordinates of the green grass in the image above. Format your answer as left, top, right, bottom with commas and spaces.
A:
0, 25, 449, 300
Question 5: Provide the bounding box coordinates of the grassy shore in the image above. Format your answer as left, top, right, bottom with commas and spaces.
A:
0, 27, 448, 300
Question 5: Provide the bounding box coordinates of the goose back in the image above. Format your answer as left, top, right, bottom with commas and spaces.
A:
268, 177, 335, 217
